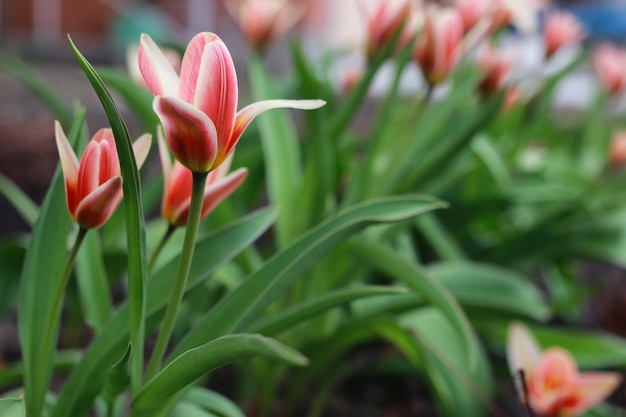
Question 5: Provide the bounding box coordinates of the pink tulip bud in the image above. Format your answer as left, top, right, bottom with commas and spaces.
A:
593, 43, 626, 96
365, 0, 414, 59
226, 0, 306, 50
414, 7, 464, 86
138, 32, 325, 174
503, 85, 522, 111
507, 322, 621, 417
543, 11, 584, 59
54, 122, 151, 229
455, 0, 511, 34
157, 128, 247, 227
475, 45, 511, 96
609, 131, 626, 167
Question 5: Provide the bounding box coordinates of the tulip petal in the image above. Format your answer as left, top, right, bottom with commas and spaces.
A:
75, 176, 123, 229
193, 35, 239, 149
171, 167, 248, 226
226, 99, 326, 157
567, 372, 622, 415
132, 133, 152, 169
507, 322, 542, 377
54, 121, 80, 215
154, 96, 219, 173
139, 33, 180, 97
199, 167, 248, 219
179, 32, 219, 104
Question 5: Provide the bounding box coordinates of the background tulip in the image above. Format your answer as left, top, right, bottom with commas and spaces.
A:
543, 11, 585, 59
158, 128, 248, 227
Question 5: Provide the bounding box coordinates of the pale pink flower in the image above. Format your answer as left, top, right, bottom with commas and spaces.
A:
507, 322, 621, 417
363, 0, 414, 58
475, 45, 511, 96
414, 7, 464, 86
593, 43, 626, 96
225, 0, 306, 50
55, 122, 151, 229
543, 11, 585, 59
157, 128, 247, 227
138, 32, 325, 173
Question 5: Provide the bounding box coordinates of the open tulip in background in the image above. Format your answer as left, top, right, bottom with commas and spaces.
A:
3, 0, 626, 416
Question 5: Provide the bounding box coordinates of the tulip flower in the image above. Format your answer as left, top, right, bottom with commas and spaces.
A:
126, 43, 181, 89
609, 131, 626, 167
158, 127, 247, 227
138, 32, 325, 174
225, 0, 306, 50
593, 43, 626, 96
475, 45, 511, 97
507, 322, 621, 417
543, 11, 584, 59
414, 7, 464, 87
55, 121, 151, 229
363, 0, 414, 59
455, 0, 511, 34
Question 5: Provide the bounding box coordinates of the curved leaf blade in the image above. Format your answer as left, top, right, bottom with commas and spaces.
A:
133, 334, 307, 410
172, 195, 446, 357
51, 209, 276, 417
69, 35, 148, 393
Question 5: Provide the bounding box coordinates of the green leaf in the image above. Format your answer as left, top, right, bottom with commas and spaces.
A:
75, 232, 113, 332
171, 195, 446, 357
0, 54, 72, 128
169, 402, 220, 417
0, 173, 38, 227
395, 309, 492, 417
133, 334, 308, 410
183, 387, 246, 417
0, 396, 26, 417
0, 239, 25, 320
349, 240, 480, 371
17, 114, 77, 417
69, 36, 148, 393
247, 52, 303, 247
426, 261, 551, 321
51, 209, 276, 417
103, 342, 132, 404
0, 350, 82, 391
251, 286, 409, 336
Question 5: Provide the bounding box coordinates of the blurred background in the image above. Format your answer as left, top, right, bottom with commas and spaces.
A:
2, 0, 626, 236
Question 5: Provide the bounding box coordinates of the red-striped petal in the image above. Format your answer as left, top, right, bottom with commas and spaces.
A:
138, 33, 180, 97
75, 176, 123, 229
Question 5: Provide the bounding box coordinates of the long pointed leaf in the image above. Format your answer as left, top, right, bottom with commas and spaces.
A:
349, 240, 480, 370
172, 195, 446, 357
51, 209, 276, 417
133, 334, 307, 410
0, 173, 38, 227
69, 36, 148, 393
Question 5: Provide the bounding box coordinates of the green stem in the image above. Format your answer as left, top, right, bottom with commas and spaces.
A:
144, 171, 208, 380
38, 227, 88, 406
148, 224, 177, 273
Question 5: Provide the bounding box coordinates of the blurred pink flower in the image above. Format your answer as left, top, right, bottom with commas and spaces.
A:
475, 45, 511, 96
225, 0, 306, 50
593, 43, 626, 96
363, 0, 414, 58
55, 122, 151, 229
138, 32, 325, 173
455, 0, 511, 34
543, 11, 584, 59
157, 128, 247, 227
609, 130, 626, 167
414, 7, 464, 86
507, 322, 621, 417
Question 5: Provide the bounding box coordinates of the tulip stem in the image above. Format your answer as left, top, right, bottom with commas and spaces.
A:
518, 369, 535, 417
38, 227, 88, 403
145, 171, 207, 381
148, 224, 177, 273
